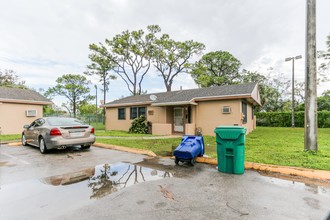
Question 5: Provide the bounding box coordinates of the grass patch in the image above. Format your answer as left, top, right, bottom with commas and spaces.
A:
96, 138, 182, 156
0, 134, 21, 142
95, 130, 154, 137
244, 127, 330, 170
91, 122, 105, 130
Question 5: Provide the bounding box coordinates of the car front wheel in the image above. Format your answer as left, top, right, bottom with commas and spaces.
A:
39, 137, 48, 154
22, 134, 27, 146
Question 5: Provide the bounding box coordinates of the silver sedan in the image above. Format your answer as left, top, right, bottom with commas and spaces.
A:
22, 117, 96, 154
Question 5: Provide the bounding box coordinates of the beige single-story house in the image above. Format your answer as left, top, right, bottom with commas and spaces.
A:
102, 83, 261, 136
0, 86, 52, 135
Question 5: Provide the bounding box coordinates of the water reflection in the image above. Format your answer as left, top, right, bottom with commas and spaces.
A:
88, 163, 173, 199
258, 171, 330, 196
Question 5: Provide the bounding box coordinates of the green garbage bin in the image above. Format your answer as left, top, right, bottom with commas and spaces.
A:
214, 126, 246, 174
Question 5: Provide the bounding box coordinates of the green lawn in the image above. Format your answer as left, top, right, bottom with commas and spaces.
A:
0, 134, 21, 142
95, 130, 155, 137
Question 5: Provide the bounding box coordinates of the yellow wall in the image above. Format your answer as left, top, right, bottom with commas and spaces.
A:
106, 107, 132, 131
105, 100, 256, 135
105, 105, 168, 131
0, 103, 44, 134
195, 100, 255, 135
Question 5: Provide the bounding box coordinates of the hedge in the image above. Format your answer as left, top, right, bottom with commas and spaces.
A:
255, 111, 330, 128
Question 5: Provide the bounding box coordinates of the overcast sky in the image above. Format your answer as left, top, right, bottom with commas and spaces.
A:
0, 0, 329, 106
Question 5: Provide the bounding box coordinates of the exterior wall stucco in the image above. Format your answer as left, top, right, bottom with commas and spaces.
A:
152, 123, 172, 135
105, 105, 167, 131
105, 99, 257, 136
106, 107, 132, 131
195, 100, 255, 136
147, 106, 167, 124
195, 100, 241, 136
0, 103, 44, 134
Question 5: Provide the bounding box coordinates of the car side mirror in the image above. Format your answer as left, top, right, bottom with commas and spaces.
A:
23, 125, 30, 129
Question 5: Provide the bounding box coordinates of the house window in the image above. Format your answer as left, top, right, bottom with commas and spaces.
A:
222, 106, 231, 114
118, 108, 126, 120
26, 110, 37, 117
242, 101, 247, 124
130, 107, 146, 119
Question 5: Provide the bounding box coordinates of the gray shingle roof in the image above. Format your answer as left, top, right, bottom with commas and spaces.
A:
0, 86, 52, 103
104, 82, 258, 107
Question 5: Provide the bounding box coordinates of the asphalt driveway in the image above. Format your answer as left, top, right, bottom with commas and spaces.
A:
0, 144, 329, 220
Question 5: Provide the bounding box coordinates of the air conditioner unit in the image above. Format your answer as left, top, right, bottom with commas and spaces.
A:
26, 110, 37, 117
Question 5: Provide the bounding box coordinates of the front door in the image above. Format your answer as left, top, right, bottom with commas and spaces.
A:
173, 107, 184, 133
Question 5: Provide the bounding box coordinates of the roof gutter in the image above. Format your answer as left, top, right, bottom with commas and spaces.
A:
0, 98, 53, 105
151, 101, 198, 107
101, 101, 153, 108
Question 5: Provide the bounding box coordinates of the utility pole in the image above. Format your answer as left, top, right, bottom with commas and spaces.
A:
305, 0, 318, 151
285, 55, 302, 128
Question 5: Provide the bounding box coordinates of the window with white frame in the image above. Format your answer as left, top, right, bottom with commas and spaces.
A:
222, 106, 231, 114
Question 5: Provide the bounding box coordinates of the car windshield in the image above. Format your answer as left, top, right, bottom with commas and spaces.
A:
47, 118, 85, 126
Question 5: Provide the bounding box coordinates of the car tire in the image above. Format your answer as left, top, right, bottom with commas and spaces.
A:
39, 137, 48, 154
81, 145, 91, 150
22, 134, 27, 146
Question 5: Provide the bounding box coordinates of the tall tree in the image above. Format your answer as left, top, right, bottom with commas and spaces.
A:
241, 69, 291, 112
106, 25, 161, 95
152, 34, 205, 91
85, 44, 116, 105
0, 69, 26, 88
190, 51, 241, 87
46, 74, 94, 117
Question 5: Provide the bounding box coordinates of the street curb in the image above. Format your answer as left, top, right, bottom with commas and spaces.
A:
93, 142, 157, 157
6, 142, 22, 146
196, 157, 330, 181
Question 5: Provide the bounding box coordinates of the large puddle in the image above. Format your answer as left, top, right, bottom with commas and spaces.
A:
0, 162, 173, 219
258, 171, 330, 196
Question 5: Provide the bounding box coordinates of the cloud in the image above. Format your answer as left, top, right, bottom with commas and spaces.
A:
0, 0, 329, 107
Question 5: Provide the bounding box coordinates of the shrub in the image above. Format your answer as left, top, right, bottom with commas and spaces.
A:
255, 111, 330, 127
128, 115, 151, 134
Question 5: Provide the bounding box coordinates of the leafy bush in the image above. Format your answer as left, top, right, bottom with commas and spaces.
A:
128, 115, 151, 134
255, 111, 330, 127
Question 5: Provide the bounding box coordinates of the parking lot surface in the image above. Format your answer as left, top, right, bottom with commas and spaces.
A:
1, 144, 330, 220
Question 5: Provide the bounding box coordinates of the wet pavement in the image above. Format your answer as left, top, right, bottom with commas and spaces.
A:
1, 144, 330, 220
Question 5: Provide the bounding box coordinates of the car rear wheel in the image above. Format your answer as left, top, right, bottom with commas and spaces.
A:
39, 137, 48, 154
22, 134, 27, 146
81, 145, 91, 150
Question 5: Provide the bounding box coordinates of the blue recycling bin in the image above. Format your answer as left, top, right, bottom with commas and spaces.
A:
173, 135, 204, 166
